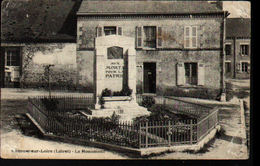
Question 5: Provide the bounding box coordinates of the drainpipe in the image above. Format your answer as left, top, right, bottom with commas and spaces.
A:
220, 11, 229, 102
233, 37, 236, 78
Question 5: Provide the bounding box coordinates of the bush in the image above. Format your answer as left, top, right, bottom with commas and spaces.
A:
141, 96, 155, 108
102, 86, 132, 97
163, 87, 221, 100
101, 88, 112, 97
41, 97, 59, 111
119, 86, 132, 96
133, 104, 195, 123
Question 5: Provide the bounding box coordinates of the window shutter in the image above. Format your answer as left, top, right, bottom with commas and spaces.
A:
136, 26, 143, 48
117, 27, 122, 36
97, 26, 103, 37
197, 63, 205, 86
157, 27, 163, 48
191, 26, 197, 48
177, 62, 185, 85
184, 26, 190, 48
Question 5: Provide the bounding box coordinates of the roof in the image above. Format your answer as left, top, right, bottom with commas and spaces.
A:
77, 1, 224, 15
226, 18, 251, 38
1, 0, 82, 43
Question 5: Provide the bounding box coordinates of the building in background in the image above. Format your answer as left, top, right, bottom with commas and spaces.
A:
76, 1, 228, 97
1, 1, 230, 100
225, 18, 251, 79
1, 0, 80, 89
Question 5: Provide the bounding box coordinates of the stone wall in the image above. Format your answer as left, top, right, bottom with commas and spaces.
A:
21, 43, 77, 90
77, 17, 222, 50
76, 16, 224, 95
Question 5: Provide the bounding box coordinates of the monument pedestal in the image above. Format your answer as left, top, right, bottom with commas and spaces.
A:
91, 35, 150, 121
90, 96, 150, 121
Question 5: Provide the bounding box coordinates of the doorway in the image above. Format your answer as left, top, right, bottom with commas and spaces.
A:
1, 47, 21, 88
143, 62, 156, 93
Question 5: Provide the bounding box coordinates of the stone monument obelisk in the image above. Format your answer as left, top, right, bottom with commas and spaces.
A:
91, 35, 150, 121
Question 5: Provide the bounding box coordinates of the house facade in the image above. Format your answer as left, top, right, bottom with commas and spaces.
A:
1, 0, 80, 89
1, 1, 229, 99
225, 18, 251, 79
76, 1, 228, 96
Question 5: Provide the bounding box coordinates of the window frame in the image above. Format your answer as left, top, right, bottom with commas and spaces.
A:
240, 44, 250, 56
184, 62, 198, 85
184, 26, 198, 49
225, 44, 232, 56
225, 60, 232, 73
104, 26, 117, 36
97, 26, 123, 37
143, 26, 157, 49
240, 60, 250, 73
5, 48, 19, 67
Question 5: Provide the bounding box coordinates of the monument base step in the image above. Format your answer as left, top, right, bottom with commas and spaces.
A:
80, 106, 150, 122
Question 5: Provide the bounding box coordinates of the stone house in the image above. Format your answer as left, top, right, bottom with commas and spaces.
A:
225, 18, 251, 79
1, 0, 81, 89
76, 1, 228, 97
1, 1, 229, 99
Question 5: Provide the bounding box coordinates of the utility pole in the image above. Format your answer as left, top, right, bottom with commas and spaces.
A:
44, 64, 54, 100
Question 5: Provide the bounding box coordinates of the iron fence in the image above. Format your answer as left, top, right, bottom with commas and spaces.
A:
28, 95, 219, 149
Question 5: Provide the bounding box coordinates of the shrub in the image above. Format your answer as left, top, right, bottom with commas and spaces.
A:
141, 96, 155, 108
101, 88, 112, 97
119, 86, 133, 96
163, 87, 221, 100
102, 86, 132, 97
41, 97, 59, 111
133, 104, 195, 123
110, 111, 121, 124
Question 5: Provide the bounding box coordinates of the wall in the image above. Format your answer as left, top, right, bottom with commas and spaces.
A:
225, 38, 250, 79
77, 16, 223, 94
21, 43, 77, 90
234, 38, 250, 79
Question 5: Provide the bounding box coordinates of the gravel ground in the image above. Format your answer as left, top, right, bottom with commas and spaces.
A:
1, 84, 250, 159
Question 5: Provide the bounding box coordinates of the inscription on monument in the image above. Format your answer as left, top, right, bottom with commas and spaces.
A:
105, 61, 124, 78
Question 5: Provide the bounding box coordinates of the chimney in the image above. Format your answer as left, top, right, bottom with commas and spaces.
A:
210, 1, 223, 10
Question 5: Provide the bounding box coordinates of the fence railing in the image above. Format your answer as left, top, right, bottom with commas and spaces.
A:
28, 95, 219, 149
28, 95, 94, 113
197, 107, 219, 141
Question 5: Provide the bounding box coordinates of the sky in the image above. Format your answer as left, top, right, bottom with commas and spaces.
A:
223, 1, 251, 18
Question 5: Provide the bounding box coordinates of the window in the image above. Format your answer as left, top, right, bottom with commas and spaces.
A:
184, 63, 197, 85
240, 45, 249, 56
96, 26, 122, 37
225, 44, 231, 56
5, 48, 19, 66
136, 26, 163, 49
104, 26, 116, 36
177, 62, 204, 86
241, 62, 250, 72
184, 26, 197, 48
143, 26, 156, 48
225, 62, 231, 73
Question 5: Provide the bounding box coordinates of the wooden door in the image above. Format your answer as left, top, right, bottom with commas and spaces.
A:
143, 62, 156, 93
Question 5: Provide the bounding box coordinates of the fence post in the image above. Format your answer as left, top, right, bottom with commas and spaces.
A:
190, 120, 193, 144
168, 121, 171, 146
145, 121, 148, 148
